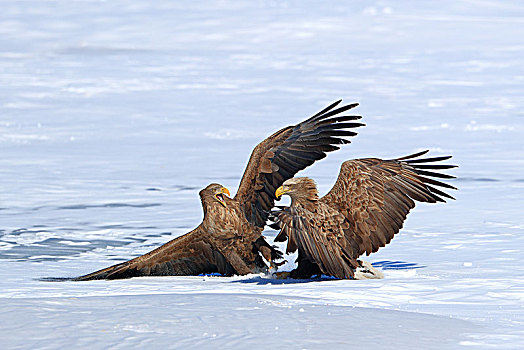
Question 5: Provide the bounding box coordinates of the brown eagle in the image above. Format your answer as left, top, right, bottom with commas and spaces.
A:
75, 100, 364, 280
271, 150, 457, 280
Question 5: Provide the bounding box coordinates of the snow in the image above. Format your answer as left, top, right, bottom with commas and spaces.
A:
1, 0, 523, 349
2, 292, 478, 349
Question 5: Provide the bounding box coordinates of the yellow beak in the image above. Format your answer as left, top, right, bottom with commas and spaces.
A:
275, 185, 288, 199
221, 187, 231, 197
215, 187, 230, 207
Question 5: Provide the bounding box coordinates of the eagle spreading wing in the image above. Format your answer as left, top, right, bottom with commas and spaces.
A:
75, 100, 363, 280
272, 150, 457, 279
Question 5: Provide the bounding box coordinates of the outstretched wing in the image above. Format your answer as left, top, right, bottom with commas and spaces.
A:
321, 150, 457, 257
235, 100, 364, 227
75, 226, 235, 280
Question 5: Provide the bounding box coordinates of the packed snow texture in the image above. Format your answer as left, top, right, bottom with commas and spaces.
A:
1, 1, 523, 349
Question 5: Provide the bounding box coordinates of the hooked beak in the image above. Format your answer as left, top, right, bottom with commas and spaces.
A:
275, 185, 290, 200
215, 187, 230, 207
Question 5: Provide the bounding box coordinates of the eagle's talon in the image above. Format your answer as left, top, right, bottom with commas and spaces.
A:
273, 271, 292, 279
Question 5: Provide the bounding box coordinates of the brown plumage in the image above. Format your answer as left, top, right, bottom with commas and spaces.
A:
75, 100, 364, 280
272, 150, 457, 279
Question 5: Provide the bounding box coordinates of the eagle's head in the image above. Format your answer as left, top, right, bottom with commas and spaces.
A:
275, 177, 319, 202
199, 183, 231, 208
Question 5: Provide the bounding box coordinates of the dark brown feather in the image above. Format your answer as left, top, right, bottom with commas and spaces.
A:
322, 152, 456, 258
235, 101, 363, 227
75, 225, 235, 280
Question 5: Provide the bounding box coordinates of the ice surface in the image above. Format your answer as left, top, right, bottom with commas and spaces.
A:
2, 293, 478, 350
1, 0, 523, 349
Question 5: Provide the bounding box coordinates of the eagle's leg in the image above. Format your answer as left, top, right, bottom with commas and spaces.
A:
274, 250, 321, 279
253, 237, 285, 271
221, 249, 253, 275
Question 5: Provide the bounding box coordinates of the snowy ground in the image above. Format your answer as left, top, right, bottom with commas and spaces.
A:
1, 1, 523, 349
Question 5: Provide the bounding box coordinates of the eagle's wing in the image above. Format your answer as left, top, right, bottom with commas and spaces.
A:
75, 225, 235, 280
234, 100, 364, 227
272, 205, 359, 279
320, 150, 457, 257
